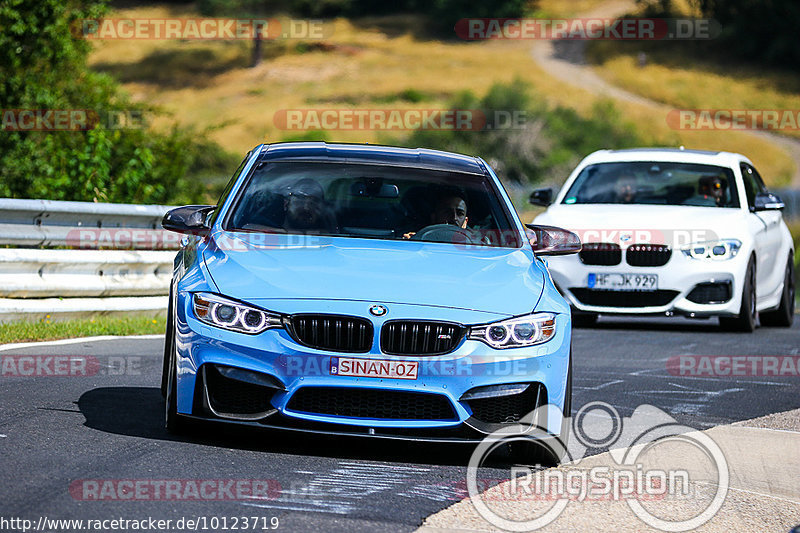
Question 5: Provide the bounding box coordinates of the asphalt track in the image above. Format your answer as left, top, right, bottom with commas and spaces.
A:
1, 317, 799, 532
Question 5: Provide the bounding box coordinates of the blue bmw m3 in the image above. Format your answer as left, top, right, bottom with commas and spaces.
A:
161, 142, 580, 462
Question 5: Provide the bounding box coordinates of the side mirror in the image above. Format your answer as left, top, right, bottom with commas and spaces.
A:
525, 224, 581, 256
162, 205, 215, 236
752, 192, 784, 212
529, 188, 554, 207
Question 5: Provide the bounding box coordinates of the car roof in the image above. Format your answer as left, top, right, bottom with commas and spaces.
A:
578, 147, 752, 168
257, 142, 487, 175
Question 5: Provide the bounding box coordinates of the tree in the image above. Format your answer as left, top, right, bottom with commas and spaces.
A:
0, 0, 234, 204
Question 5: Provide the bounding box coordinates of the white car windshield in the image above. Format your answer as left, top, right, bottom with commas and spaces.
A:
562, 162, 740, 208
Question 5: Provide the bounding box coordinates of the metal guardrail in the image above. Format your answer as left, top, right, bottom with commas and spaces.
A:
775, 189, 800, 220
0, 198, 180, 248
0, 198, 178, 323
0, 190, 797, 323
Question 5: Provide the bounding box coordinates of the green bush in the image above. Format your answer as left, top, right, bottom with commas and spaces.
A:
391, 79, 646, 185
197, 0, 534, 35
0, 0, 237, 205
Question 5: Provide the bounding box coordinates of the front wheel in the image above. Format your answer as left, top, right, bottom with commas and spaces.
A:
160, 287, 174, 398
719, 258, 757, 332
511, 354, 572, 466
760, 256, 795, 327
164, 319, 190, 434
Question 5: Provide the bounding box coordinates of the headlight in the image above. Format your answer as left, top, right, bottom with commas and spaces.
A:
192, 293, 283, 334
681, 239, 741, 261
468, 313, 556, 349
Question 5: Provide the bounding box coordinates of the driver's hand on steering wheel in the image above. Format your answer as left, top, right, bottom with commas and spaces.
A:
403, 217, 468, 239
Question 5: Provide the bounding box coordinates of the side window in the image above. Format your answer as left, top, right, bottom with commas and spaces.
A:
749, 164, 768, 193
208, 153, 250, 228
739, 163, 763, 209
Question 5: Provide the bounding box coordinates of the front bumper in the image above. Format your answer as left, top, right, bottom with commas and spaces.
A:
546, 250, 748, 316
173, 295, 571, 440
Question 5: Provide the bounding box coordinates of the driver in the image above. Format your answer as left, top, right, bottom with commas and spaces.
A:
431, 192, 468, 228
404, 191, 469, 239
686, 175, 727, 207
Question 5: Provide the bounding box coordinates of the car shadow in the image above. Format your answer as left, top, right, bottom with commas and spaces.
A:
77, 386, 494, 467
576, 316, 736, 333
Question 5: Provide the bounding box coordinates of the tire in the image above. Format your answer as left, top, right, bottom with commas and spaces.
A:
571, 310, 598, 328
160, 287, 174, 398
760, 256, 795, 327
511, 354, 572, 466
164, 316, 190, 434
719, 257, 757, 332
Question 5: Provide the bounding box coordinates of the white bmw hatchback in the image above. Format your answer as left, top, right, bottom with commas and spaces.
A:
532, 148, 795, 331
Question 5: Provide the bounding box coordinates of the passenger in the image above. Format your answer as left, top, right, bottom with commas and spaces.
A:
613, 174, 637, 203
283, 178, 338, 232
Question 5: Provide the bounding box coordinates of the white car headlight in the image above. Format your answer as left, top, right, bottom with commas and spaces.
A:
192, 293, 283, 334
681, 239, 741, 261
468, 313, 556, 349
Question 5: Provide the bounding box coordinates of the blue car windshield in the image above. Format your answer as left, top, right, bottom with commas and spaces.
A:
562, 162, 740, 208
224, 161, 522, 248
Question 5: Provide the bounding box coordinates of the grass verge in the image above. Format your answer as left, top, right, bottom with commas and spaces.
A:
587, 43, 800, 141
0, 316, 166, 345
89, 5, 797, 188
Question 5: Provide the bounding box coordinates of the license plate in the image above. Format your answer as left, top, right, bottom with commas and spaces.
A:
330, 357, 418, 380
588, 273, 658, 291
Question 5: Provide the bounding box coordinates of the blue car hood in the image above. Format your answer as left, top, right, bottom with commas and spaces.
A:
202, 232, 544, 316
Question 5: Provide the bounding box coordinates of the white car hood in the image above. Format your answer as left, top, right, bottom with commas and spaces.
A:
534, 204, 748, 247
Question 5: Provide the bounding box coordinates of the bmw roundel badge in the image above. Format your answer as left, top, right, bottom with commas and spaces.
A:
369, 305, 388, 317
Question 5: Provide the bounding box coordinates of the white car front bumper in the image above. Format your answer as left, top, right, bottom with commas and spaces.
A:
544, 249, 749, 316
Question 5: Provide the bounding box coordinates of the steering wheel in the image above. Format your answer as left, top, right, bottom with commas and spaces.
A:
411, 223, 478, 245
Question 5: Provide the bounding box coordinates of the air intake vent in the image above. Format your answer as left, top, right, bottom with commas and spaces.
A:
686, 281, 732, 304
626, 244, 672, 266
204, 365, 276, 416
381, 321, 464, 355
570, 288, 679, 307
579, 243, 622, 266
464, 383, 545, 424
287, 387, 456, 420
288, 314, 373, 353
